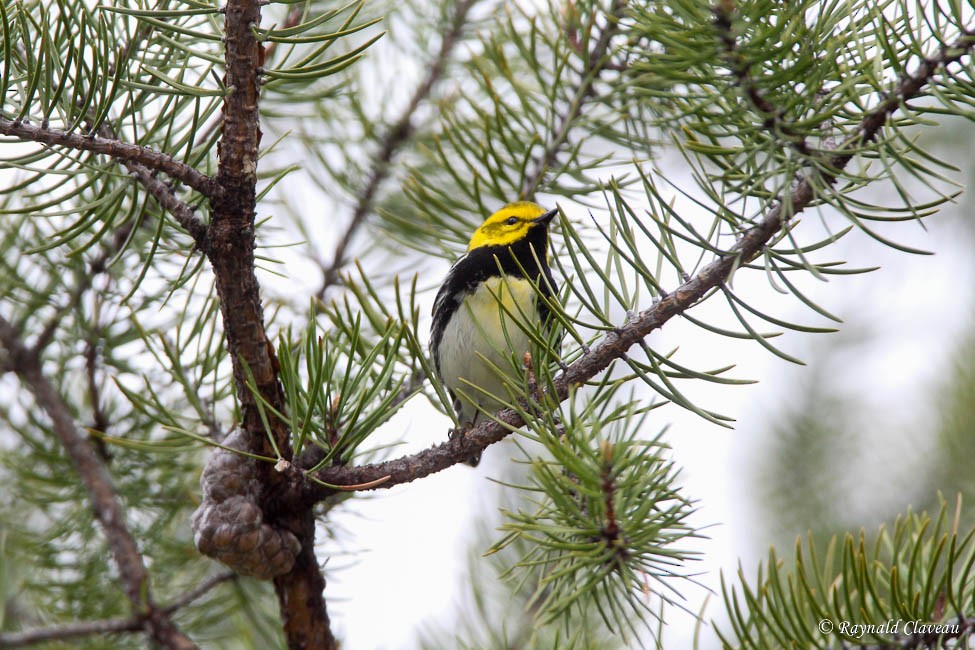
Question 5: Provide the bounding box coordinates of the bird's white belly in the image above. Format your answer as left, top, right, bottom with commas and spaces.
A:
438, 276, 537, 423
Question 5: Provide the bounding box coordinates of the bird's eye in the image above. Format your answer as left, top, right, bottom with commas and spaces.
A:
506, 217, 519, 225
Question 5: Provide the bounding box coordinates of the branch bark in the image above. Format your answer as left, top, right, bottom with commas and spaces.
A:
0, 317, 196, 650
205, 0, 334, 646
304, 22, 975, 498
0, 617, 144, 648
0, 117, 209, 249
0, 117, 218, 198
75, 110, 211, 250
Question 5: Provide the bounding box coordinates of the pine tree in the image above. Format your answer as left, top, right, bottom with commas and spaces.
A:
1, 0, 975, 648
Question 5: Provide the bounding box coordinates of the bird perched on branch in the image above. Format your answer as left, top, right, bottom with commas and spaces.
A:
431, 202, 560, 466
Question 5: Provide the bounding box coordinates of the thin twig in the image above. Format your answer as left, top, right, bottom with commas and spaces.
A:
162, 571, 238, 613
712, 0, 811, 156
0, 617, 143, 648
0, 317, 196, 649
519, 0, 629, 200
30, 222, 133, 355
0, 117, 218, 198
317, 0, 481, 295
305, 22, 975, 497
125, 162, 209, 249
84, 115, 209, 252
0, 572, 237, 648
0, 113, 209, 249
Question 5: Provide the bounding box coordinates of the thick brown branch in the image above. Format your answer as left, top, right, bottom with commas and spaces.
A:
0, 117, 218, 198
307, 22, 975, 497
208, 0, 335, 647
318, 0, 480, 295
211, 0, 284, 458
519, 0, 628, 200
0, 317, 195, 650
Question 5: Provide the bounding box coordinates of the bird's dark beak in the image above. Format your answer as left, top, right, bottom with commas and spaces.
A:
534, 208, 558, 225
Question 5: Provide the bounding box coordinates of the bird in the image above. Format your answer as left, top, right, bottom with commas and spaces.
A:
430, 201, 560, 466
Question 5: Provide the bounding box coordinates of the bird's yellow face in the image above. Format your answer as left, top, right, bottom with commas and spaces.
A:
467, 202, 556, 251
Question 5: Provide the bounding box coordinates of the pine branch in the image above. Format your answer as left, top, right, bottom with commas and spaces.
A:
0, 572, 236, 648
203, 0, 335, 646
518, 0, 628, 200
0, 317, 196, 650
0, 115, 209, 248
712, 0, 810, 156
125, 162, 209, 248
305, 20, 975, 496
189, 6, 304, 150
0, 117, 218, 198
0, 617, 144, 648
80, 110, 210, 250
160, 571, 237, 614
209, 0, 287, 459
317, 0, 481, 295
30, 222, 135, 355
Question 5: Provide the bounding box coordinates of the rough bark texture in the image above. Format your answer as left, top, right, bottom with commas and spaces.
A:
205, 0, 335, 646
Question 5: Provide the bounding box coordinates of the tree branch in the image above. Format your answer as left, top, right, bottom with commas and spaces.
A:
0, 617, 144, 648
30, 222, 135, 355
317, 0, 481, 296
205, 0, 335, 646
210, 0, 285, 460
125, 162, 209, 248
713, 0, 811, 156
68, 104, 211, 250
519, 0, 629, 200
0, 572, 236, 648
306, 21, 975, 497
0, 112, 209, 249
0, 317, 196, 650
161, 571, 238, 614
0, 117, 218, 198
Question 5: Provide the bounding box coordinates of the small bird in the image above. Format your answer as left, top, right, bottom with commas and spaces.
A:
430, 202, 560, 466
